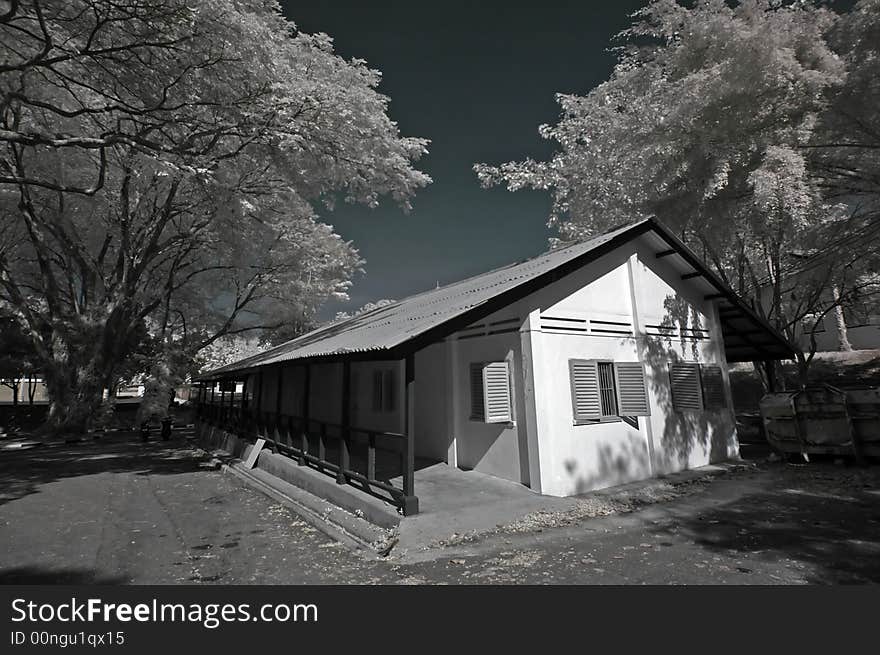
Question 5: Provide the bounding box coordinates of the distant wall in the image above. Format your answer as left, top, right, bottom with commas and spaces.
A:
0, 378, 49, 404
804, 319, 880, 352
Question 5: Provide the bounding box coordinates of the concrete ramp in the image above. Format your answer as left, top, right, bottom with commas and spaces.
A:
391, 464, 579, 554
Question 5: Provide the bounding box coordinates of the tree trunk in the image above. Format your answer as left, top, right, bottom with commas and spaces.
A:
832, 286, 853, 352
42, 364, 107, 435
31, 303, 145, 435
107, 379, 119, 402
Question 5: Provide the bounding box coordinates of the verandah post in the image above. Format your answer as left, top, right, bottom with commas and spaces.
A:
402, 353, 419, 515
337, 360, 351, 484
255, 369, 264, 435
299, 364, 310, 465
275, 364, 285, 445
240, 377, 246, 428
236, 378, 243, 431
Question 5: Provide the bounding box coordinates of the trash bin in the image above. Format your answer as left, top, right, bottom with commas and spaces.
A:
759, 384, 878, 461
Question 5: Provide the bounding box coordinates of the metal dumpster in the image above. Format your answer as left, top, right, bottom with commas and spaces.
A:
759, 384, 880, 460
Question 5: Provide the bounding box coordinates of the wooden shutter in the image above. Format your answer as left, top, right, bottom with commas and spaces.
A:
483, 362, 512, 423
569, 359, 601, 422
614, 362, 651, 416
669, 363, 703, 412
700, 365, 726, 409
470, 363, 485, 421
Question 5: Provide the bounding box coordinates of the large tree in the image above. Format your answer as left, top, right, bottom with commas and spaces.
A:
476, 0, 880, 386
0, 0, 430, 431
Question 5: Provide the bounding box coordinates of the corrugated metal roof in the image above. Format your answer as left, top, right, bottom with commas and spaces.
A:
204, 221, 642, 376
201, 217, 795, 377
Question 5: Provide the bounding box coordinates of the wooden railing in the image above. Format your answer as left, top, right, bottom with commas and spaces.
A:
196, 400, 416, 514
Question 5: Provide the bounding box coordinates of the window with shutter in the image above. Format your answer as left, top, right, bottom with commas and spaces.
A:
470, 362, 512, 423
469, 363, 485, 421
700, 364, 726, 410
669, 363, 703, 412
614, 362, 651, 416
483, 361, 513, 423
569, 359, 602, 423
570, 360, 651, 424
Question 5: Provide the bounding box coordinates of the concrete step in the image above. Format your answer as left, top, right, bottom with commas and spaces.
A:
197, 424, 402, 554
255, 449, 401, 530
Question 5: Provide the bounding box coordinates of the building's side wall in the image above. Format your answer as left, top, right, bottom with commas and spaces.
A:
350, 360, 405, 435
449, 326, 529, 484
516, 238, 737, 497
252, 360, 406, 435
414, 342, 451, 461
250, 365, 305, 417
530, 330, 650, 495
630, 242, 738, 476
257, 366, 279, 412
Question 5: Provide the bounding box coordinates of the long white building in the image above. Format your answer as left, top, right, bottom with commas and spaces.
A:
196, 218, 793, 515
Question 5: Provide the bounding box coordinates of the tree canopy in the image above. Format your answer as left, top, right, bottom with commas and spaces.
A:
0, 0, 430, 429
476, 0, 880, 382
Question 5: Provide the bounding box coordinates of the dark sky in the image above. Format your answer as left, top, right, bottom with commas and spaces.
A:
280, 1, 646, 318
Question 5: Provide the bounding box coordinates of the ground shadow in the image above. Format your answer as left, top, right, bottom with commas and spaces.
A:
648, 463, 880, 583
0, 433, 212, 507
0, 566, 128, 585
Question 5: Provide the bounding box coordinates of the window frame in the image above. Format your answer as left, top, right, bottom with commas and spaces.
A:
469, 361, 514, 424
669, 362, 703, 413
699, 364, 727, 410
667, 362, 732, 413
371, 368, 397, 414
569, 359, 649, 426
596, 360, 620, 420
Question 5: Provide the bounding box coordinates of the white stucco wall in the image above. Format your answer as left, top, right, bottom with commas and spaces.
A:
519, 238, 738, 496
450, 326, 530, 484
630, 243, 738, 476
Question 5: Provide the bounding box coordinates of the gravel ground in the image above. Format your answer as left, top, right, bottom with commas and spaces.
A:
1, 434, 879, 584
